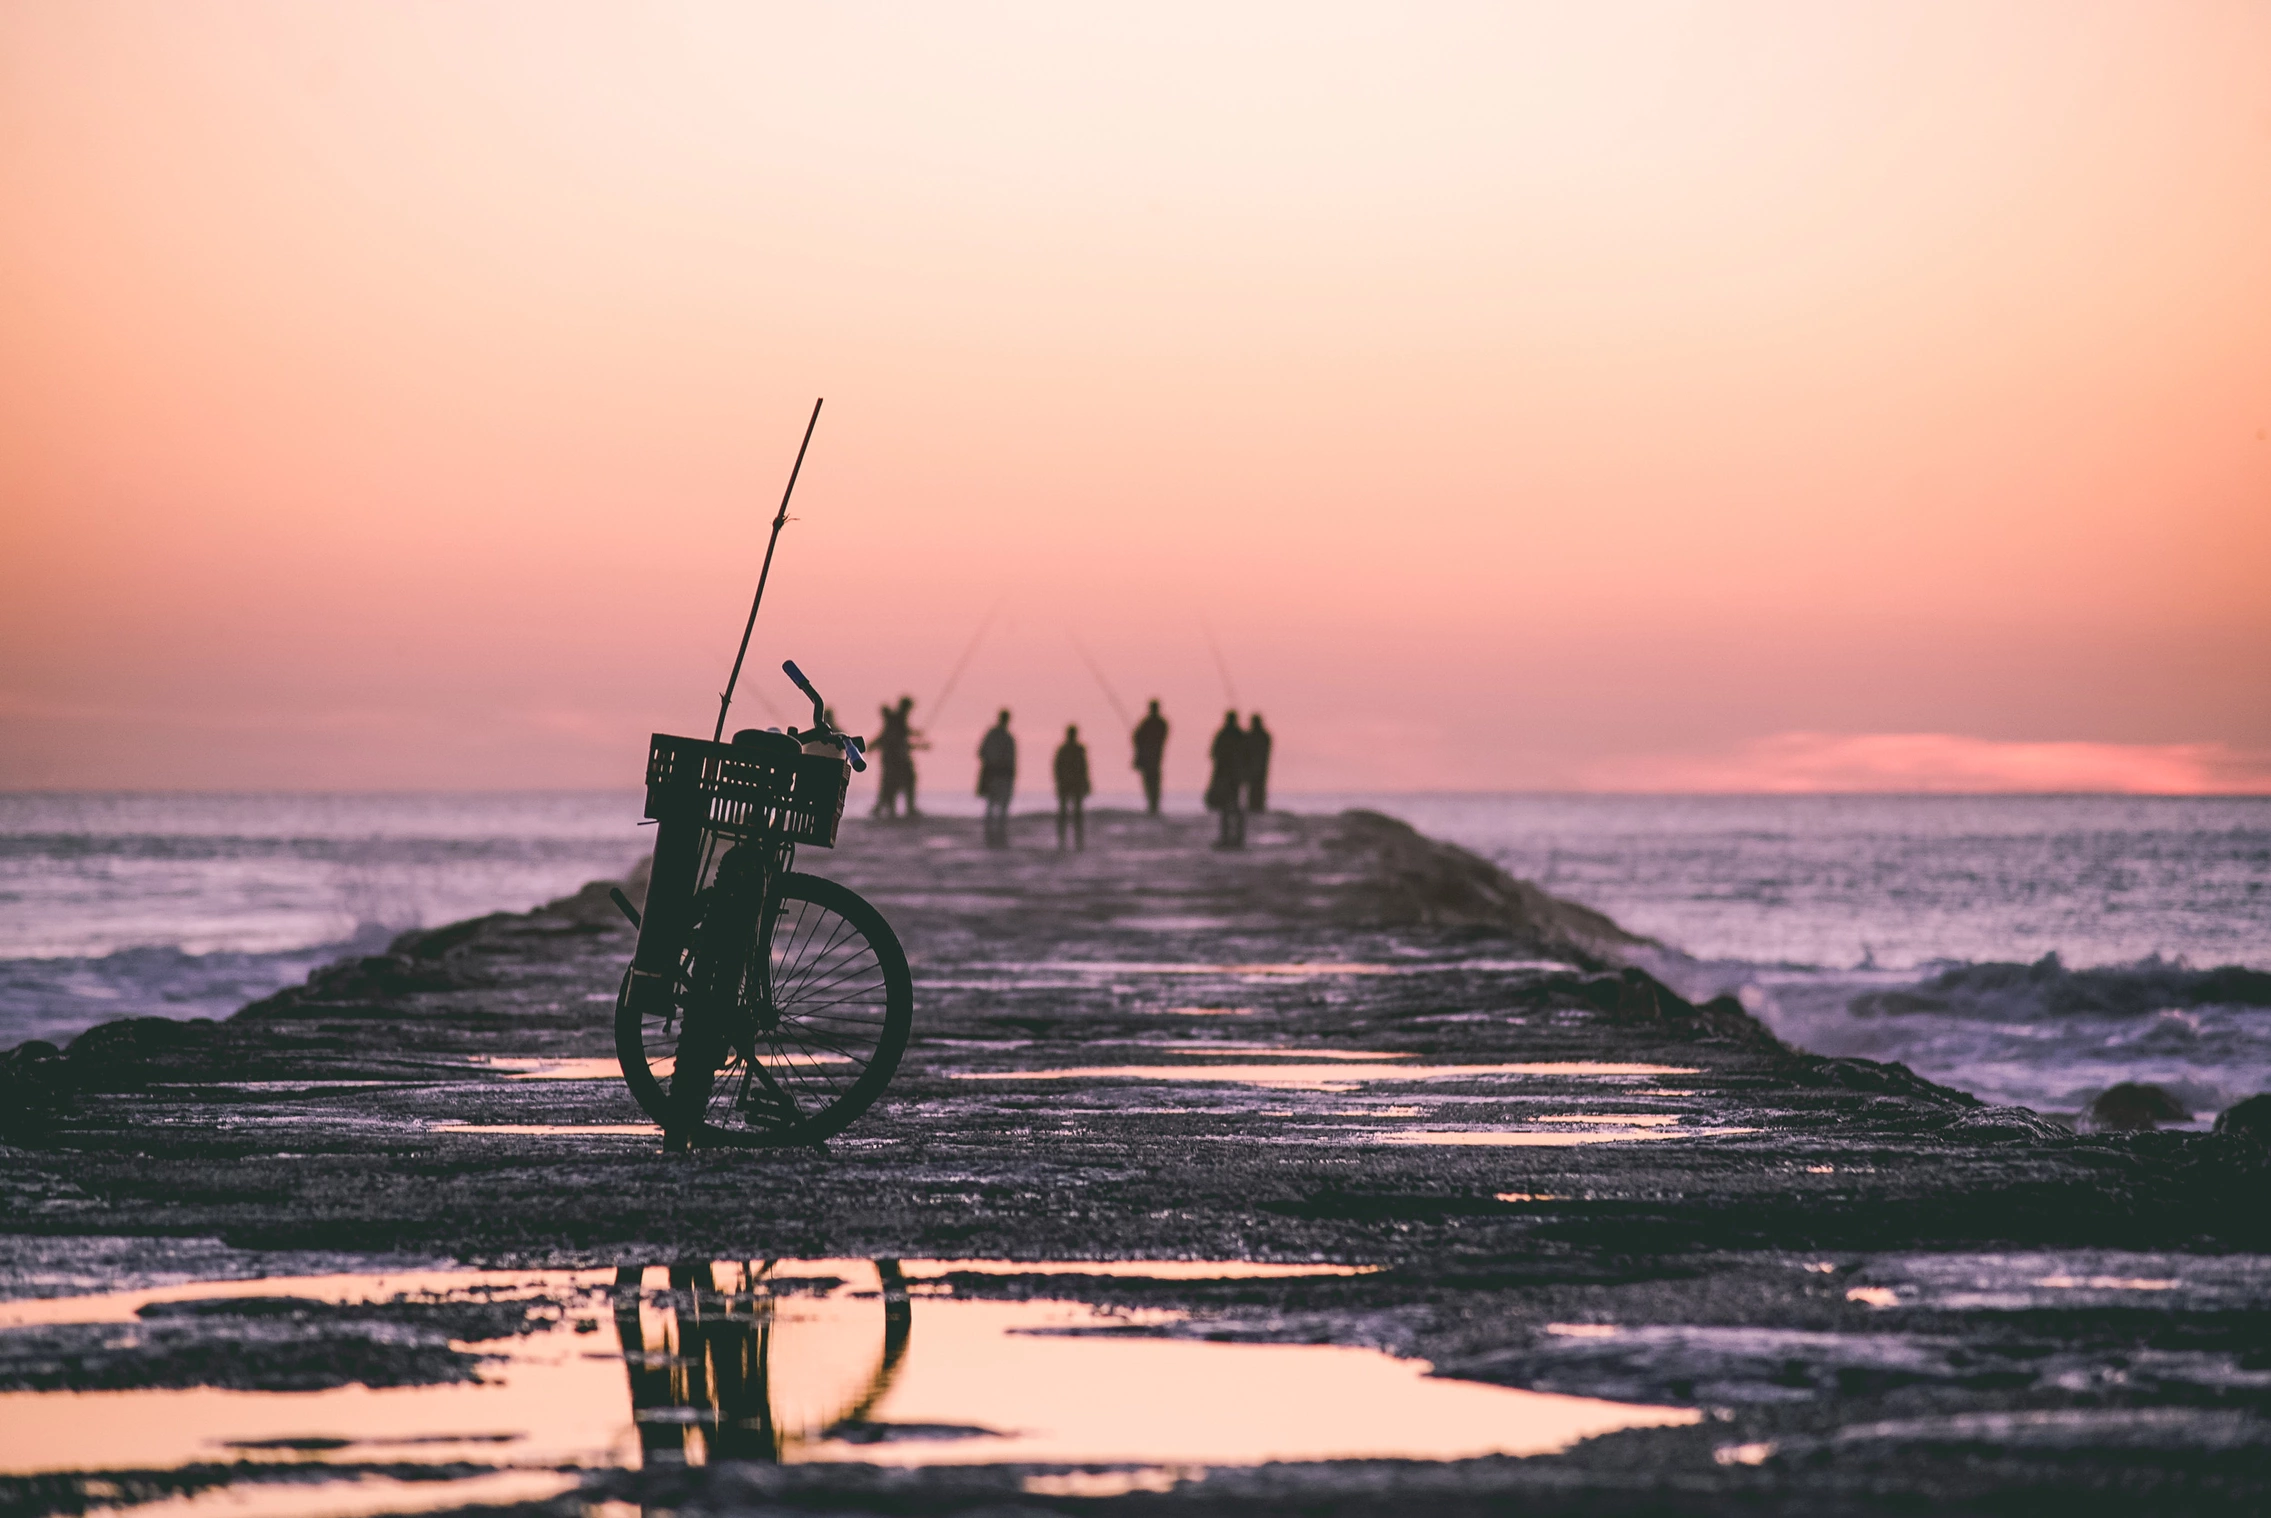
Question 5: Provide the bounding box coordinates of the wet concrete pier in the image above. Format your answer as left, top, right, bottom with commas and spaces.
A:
4, 809, 2267, 1515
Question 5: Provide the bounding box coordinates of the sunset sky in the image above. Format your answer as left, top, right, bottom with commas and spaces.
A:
4, 1, 2267, 793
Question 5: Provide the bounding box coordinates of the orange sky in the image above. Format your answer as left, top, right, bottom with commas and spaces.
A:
3, 1, 2267, 793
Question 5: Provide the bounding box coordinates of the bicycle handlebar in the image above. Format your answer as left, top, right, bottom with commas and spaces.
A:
781, 660, 868, 772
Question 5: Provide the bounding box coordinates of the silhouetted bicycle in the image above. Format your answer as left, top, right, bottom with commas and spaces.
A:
614, 662, 913, 1149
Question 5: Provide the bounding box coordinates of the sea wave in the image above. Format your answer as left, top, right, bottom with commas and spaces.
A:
1724, 953, 2271, 1123
1850, 954, 2271, 1020
0, 928, 399, 1049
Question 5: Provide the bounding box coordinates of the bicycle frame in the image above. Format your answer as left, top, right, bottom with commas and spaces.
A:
621, 661, 904, 1151
668, 837, 807, 1137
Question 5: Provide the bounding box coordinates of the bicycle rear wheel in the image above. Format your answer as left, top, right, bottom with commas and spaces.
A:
615, 872, 913, 1147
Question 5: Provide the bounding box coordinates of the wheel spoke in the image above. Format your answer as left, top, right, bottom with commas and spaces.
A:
777, 906, 858, 995
780, 952, 886, 1006
776, 899, 829, 996
773, 1018, 867, 1066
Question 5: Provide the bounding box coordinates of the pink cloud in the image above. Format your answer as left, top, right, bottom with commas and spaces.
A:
1583, 733, 2271, 795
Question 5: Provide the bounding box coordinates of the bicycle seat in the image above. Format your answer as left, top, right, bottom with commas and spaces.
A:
731, 728, 802, 764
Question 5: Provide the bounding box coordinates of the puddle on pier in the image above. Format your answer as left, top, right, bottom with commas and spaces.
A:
0, 1259, 1696, 1498
1148, 1044, 1430, 1059
1379, 1123, 1759, 1146
981, 960, 1400, 977
465, 1054, 847, 1082
972, 959, 1574, 979
60, 1470, 585, 1518
956, 1060, 1698, 1092
465, 1056, 630, 1081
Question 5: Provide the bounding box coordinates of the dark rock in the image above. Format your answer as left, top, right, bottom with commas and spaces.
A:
2082, 1082, 2192, 1133
62, 1017, 227, 1090
311, 952, 471, 997
1778, 1055, 1980, 1108
0, 1041, 69, 1139
1942, 1105, 2072, 1144
2213, 1094, 2271, 1151
1563, 968, 1787, 1051
1326, 810, 1648, 962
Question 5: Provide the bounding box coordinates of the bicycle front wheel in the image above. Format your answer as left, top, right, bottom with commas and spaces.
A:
615, 873, 913, 1147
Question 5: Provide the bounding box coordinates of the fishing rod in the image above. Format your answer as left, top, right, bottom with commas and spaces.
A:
713, 398, 823, 742
1200, 616, 1240, 708
927, 595, 1005, 725
1068, 632, 1135, 732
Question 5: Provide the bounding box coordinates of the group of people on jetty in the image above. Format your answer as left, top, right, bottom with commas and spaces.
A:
864, 698, 1272, 851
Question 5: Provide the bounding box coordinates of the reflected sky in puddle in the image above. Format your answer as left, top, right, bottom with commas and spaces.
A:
0, 1260, 1696, 1482
969, 959, 1574, 978
81, 1470, 583, 1518
465, 1055, 847, 1082
957, 1061, 1698, 1091
1377, 1123, 1758, 1146
901, 1260, 1380, 1281
984, 961, 1401, 977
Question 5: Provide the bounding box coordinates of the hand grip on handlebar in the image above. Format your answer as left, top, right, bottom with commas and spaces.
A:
782, 658, 826, 727
843, 734, 867, 773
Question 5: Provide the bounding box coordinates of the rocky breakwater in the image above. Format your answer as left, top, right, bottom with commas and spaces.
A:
3, 807, 2268, 1515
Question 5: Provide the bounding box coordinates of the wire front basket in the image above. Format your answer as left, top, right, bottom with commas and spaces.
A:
645, 734, 848, 848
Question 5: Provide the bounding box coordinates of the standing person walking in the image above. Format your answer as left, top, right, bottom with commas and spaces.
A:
1053, 724, 1092, 851
977, 710, 1017, 848
1205, 709, 1248, 849
1244, 713, 1272, 814
1131, 700, 1169, 815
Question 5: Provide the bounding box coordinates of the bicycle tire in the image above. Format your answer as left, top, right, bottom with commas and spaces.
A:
615, 872, 913, 1147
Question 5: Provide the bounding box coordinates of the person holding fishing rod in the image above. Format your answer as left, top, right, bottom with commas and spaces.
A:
871, 696, 924, 818
1206, 709, 1249, 849
977, 711, 1017, 848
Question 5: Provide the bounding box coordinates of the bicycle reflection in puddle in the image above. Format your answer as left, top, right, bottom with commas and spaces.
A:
616, 1260, 913, 1466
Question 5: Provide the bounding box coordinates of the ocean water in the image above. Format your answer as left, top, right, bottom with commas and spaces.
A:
1329, 794, 2271, 1124
1318, 794, 2270, 972
4, 791, 2266, 1123
0, 793, 648, 1048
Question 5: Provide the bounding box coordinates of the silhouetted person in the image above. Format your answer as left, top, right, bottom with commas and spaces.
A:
977, 710, 1016, 848
871, 696, 923, 818
1053, 724, 1091, 851
1131, 700, 1168, 815
1244, 713, 1272, 813
1205, 709, 1247, 849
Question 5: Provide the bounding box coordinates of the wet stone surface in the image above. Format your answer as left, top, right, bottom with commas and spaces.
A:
2, 807, 2268, 1515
